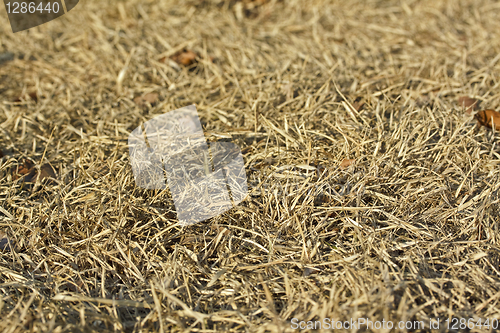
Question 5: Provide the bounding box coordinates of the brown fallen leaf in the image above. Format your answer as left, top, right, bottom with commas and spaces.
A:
459, 96, 480, 114
133, 96, 143, 105
32, 164, 57, 184
340, 158, 355, 169
13, 159, 35, 181
134, 92, 159, 107
170, 49, 198, 66
13, 159, 57, 184
352, 100, 365, 112
143, 93, 159, 104
475, 109, 500, 131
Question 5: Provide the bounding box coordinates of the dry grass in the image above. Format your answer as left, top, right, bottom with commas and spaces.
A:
1, 0, 500, 332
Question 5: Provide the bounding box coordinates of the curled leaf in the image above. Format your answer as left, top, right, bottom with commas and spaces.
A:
475, 109, 500, 131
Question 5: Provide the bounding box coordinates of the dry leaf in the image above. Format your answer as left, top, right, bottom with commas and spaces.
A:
13, 159, 35, 181
32, 164, 57, 183
133, 96, 143, 105
134, 92, 159, 107
352, 101, 365, 112
143, 93, 158, 104
13, 159, 56, 184
170, 50, 198, 66
459, 96, 480, 114
475, 109, 500, 131
340, 158, 355, 169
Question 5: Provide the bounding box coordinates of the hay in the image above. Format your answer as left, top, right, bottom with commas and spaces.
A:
1, 0, 500, 331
